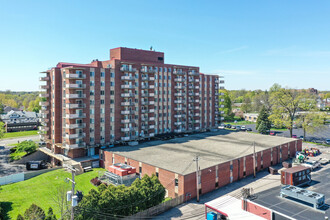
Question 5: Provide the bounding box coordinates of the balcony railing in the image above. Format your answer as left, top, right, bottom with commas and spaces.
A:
174, 78, 184, 82
174, 100, 184, 104
65, 113, 86, 119
39, 76, 49, 81
65, 74, 86, 79
39, 101, 49, 106
174, 129, 183, 133
121, 110, 134, 115
39, 93, 49, 98
121, 119, 132, 123
40, 85, 49, 90
121, 84, 135, 89
174, 107, 183, 111
174, 121, 183, 126
121, 102, 134, 106
65, 94, 86, 99
66, 142, 86, 148
65, 133, 86, 139
66, 103, 86, 109
174, 93, 185, 96
121, 76, 134, 80
39, 126, 49, 131
65, 123, 86, 129
121, 93, 134, 97
120, 67, 136, 72
121, 127, 133, 132
65, 84, 86, 89
188, 71, 199, 76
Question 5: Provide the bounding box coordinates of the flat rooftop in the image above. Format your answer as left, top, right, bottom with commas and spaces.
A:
107, 131, 296, 175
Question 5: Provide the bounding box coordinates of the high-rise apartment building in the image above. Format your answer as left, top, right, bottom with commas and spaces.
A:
39, 47, 224, 160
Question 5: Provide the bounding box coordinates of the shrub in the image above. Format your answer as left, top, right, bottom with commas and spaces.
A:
90, 177, 102, 186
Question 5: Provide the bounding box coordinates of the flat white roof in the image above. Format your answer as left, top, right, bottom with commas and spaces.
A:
205, 196, 265, 220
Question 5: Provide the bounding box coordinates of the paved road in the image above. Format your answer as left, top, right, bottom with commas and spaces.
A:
237, 124, 330, 142
0, 135, 39, 177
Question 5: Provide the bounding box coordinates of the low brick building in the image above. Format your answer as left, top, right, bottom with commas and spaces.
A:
100, 131, 301, 200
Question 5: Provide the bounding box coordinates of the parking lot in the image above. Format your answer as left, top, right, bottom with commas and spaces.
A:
221, 123, 330, 144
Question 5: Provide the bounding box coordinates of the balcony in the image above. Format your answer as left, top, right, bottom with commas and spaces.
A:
39, 93, 49, 98
66, 123, 86, 129
141, 101, 149, 105
65, 133, 86, 139
121, 110, 134, 115
220, 93, 225, 96
121, 93, 134, 97
39, 101, 49, 106
195, 93, 199, 96
174, 78, 184, 82
39, 126, 49, 131
174, 100, 183, 104
220, 99, 225, 102
220, 80, 225, 84
121, 136, 131, 141
194, 113, 200, 117
66, 142, 86, 148
174, 107, 183, 111
40, 109, 49, 114
188, 85, 194, 89
195, 86, 200, 89
174, 93, 184, 96
220, 111, 225, 114
195, 79, 200, 82
174, 85, 185, 89
215, 92, 219, 96
149, 77, 155, 81
121, 102, 134, 106
141, 84, 149, 89
120, 66, 136, 72
194, 120, 200, 123
66, 94, 86, 99
194, 106, 200, 110
121, 84, 135, 89
149, 109, 155, 113
149, 125, 155, 129
188, 71, 199, 76
148, 133, 155, 137
121, 119, 132, 123
188, 78, 193, 82
65, 113, 86, 119
174, 121, 183, 126
173, 70, 184, 75
66, 103, 86, 109
40, 85, 49, 90
220, 86, 225, 90
220, 105, 224, 108
39, 76, 49, 81
121, 127, 133, 132
221, 117, 224, 120
188, 99, 194, 103
174, 129, 183, 133
141, 76, 149, 81
149, 117, 155, 121
121, 75, 134, 80
66, 84, 86, 89
149, 101, 155, 105
141, 93, 149, 97
188, 92, 193, 96
195, 127, 200, 130
65, 74, 86, 79
149, 93, 155, 97
195, 100, 200, 103
174, 114, 185, 118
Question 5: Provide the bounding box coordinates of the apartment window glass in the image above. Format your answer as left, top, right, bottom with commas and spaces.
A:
90, 118, 94, 124
90, 81, 94, 86
90, 100, 94, 105
110, 72, 114, 78
101, 72, 105, 77
90, 72, 95, 77
90, 109, 94, 114
101, 100, 105, 104
110, 82, 115, 86
90, 91, 94, 96
101, 81, 105, 86
100, 108, 105, 114
100, 90, 105, 95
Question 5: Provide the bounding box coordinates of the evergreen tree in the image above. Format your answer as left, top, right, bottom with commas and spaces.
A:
45, 207, 57, 220
256, 106, 271, 134
23, 204, 45, 220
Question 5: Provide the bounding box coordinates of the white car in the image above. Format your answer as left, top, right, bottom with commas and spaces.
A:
218, 125, 225, 129
302, 161, 321, 171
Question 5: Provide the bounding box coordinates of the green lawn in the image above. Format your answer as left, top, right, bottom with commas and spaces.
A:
270, 128, 288, 131
2, 130, 39, 139
0, 168, 105, 219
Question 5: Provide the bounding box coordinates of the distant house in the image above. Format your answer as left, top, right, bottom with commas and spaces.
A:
3, 106, 19, 113
243, 113, 259, 122
0, 110, 40, 132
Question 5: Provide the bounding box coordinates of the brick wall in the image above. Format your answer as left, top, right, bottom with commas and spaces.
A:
244, 200, 272, 220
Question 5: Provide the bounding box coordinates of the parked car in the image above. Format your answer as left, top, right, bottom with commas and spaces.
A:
301, 160, 321, 171
320, 158, 329, 165
292, 135, 297, 138
241, 126, 246, 131
231, 125, 236, 129
269, 131, 276, 136
38, 142, 46, 147
236, 126, 241, 130
325, 139, 330, 145
247, 128, 252, 131
0, 146, 4, 150
299, 136, 304, 140
293, 124, 298, 129
218, 125, 225, 129
226, 124, 231, 128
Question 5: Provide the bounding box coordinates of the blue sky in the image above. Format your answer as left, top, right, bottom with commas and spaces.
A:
0, 0, 329, 91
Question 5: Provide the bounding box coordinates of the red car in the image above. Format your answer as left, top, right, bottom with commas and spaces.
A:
270, 131, 275, 136
292, 135, 297, 138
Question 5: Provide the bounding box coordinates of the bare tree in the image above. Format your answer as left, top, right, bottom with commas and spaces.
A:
50, 185, 71, 220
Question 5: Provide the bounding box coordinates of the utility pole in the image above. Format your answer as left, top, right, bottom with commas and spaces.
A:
194, 155, 200, 202
253, 141, 256, 178
64, 165, 76, 220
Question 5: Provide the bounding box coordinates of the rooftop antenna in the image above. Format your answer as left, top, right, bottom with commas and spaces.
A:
150, 46, 153, 51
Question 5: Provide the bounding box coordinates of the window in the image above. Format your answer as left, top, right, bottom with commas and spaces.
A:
90, 109, 94, 114
90, 72, 94, 77
100, 108, 105, 114
100, 90, 105, 95
90, 118, 94, 124
101, 100, 105, 104
175, 179, 178, 186
101, 81, 105, 86
90, 100, 94, 105
110, 82, 115, 86
90, 81, 95, 86
110, 72, 114, 78
90, 91, 94, 96
101, 72, 105, 77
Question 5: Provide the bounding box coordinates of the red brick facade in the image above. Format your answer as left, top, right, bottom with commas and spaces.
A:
101, 139, 301, 199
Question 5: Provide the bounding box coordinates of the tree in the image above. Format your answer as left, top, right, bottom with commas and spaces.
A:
23, 204, 45, 220
270, 88, 306, 137
50, 185, 70, 220
219, 89, 233, 118
0, 122, 5, 140
45, 208, 57, 220
256, 106, 271, 134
